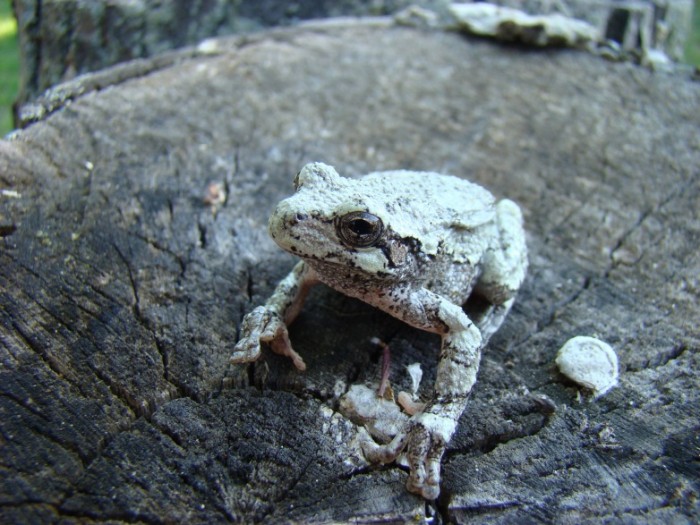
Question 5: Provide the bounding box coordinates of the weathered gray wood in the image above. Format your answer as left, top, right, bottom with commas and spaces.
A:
1, 20, 698, 523
11, 0, 440, 112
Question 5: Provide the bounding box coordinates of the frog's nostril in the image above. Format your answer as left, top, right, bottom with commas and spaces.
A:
293, 213, 308, 223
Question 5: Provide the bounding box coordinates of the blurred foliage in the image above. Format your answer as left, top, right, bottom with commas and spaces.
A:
0, 1, 18, 135
686, 1, 700, 67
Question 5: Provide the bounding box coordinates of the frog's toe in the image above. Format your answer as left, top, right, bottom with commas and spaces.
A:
230, 337, 262, 364
230, 308, 268, 364
361, 431, 408, 464
406, 450, 442, 500
407, 476, 440, 500
361, 440, 392, 463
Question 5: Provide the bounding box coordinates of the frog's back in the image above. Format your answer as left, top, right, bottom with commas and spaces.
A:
360, 170, 496, 230
358, 170, 497, 302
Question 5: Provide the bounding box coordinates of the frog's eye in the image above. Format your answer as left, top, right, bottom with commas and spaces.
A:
336, 211, 384, 248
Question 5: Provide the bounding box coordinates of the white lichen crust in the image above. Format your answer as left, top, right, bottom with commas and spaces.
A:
448, 3, 598, 47
231, 162, 528, 499
556, 336, 619, 398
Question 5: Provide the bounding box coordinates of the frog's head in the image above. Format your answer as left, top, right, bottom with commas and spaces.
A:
268, 163, 424, 281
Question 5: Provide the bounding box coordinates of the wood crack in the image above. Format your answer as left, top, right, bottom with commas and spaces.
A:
512, 274, 592, 351
605, 177, 697, 276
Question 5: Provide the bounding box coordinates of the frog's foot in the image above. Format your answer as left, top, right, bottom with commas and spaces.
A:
231, 306, 306, 371
361, 412, 454, 500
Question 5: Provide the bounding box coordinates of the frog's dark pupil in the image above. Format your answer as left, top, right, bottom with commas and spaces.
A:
336, 211, 383, 247
350, 219, 373, 236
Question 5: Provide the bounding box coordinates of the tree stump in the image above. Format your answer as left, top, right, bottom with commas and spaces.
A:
1, 20, 698, 523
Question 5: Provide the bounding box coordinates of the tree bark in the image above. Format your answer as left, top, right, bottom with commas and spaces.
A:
11, 0, 439, 113
1, 20, 698, 523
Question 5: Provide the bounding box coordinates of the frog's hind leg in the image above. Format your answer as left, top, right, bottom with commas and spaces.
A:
462, 291, 512, 344
468, 198, 527, 344
469, 297, 515, 344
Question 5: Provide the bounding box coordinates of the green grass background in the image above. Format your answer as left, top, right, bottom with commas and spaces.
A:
686, 0, 700, 66
0, 1, 18, 135
0, 1, 699, 136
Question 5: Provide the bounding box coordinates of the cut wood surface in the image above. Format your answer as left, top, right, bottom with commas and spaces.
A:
1, 20, 698, 523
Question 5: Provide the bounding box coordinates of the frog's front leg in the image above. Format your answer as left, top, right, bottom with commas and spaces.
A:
231, 261, 318, 371
362, 289, 482, 500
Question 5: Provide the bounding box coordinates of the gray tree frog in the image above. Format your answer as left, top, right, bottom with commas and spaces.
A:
231, 162, 527, 499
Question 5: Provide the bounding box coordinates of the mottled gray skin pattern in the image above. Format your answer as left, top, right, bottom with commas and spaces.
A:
232, 162, 527, 499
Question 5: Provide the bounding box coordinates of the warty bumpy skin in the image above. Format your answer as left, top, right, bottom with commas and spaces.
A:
231, 162, 527, 500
